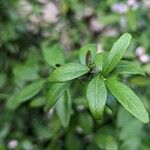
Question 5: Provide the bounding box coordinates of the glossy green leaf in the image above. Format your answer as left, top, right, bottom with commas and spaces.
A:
79, 44, 97, 65
86, 76, 107, 119
103, 33, 132, 76
6, 80, 45, 110
50, 63, 89, 82
106, 78, 149, 123
43, 44, 65, 67
55, 89, 72, 127
46, 82, 70, 110
114, 60, 145, 75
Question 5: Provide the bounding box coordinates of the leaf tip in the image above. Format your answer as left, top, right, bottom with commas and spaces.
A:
142, 112, 149, 124
124, 32, 132, 38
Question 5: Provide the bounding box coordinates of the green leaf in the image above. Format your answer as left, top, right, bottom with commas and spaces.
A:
114, 60, 145, 75
55, 89, 72, 127
13, 57, 39, 82
50, 63, 89, 82
79, 44, 97, 65
6, 80, 44, 110
129, 76, 150, 87
94, 52, 109, 71
105, 78, 149, 123
29, 97, 45, 108
120, 137, 140, 150
94, 53, 104, 71
103, 33, 132, 76
78, 112, 93, 134
46, 82, 70, 110
100, 15, 120, 25
65, 133, 81, 150
127, 9, 137, 31
86, 76, 107, 119
0, 73, 6, 88
143, 63, 150, 74
94, 133, 118, 150
119, 119, 142, 140
43, 44, 65, 67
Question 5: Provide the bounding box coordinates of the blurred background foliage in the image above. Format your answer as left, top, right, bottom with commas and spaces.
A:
0, 0, 150, 149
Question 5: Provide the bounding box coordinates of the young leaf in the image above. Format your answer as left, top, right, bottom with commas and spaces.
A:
55, 89, 72, 127
94, 53, 104, 71
113, 60, 145, 75
105, 78, 149, 123
43, 44, 65, 67
79, 44, 97, 65
103, 33, 132, 76
86, 76, 107, 119
94, 52, 109, 71
46, 82, 70, 110
6, 80, 45, 110
49, 63, 89, 82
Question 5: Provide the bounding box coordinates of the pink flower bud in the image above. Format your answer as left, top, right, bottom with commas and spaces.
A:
139, 54, 150, 63
135, 47, 145, 57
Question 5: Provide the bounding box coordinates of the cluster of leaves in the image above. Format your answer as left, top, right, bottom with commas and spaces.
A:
46, 33, 149, 124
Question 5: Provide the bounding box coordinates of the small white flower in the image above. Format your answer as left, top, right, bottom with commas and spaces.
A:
139, 54, 150, 64
135, 46, 145, 57
42, 2, 59, 24
19, 0, 33, 16
29, 15, 40, 24
127, 0, 139, 10
127, 0, 136, 6
8, 140, 18, 149
103, 27, 119, 37
111, 3, 128, 14
142, 0, 150, 8
89, 18, 104, 33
